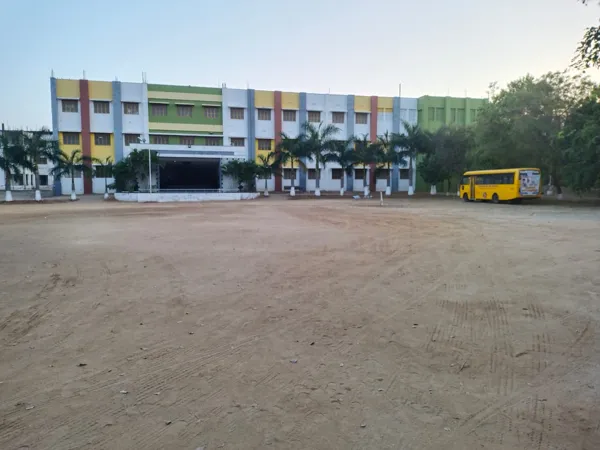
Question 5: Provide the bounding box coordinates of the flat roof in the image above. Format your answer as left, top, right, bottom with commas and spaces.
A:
464, 168, 540, 175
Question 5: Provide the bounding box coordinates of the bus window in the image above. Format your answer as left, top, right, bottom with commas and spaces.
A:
461, 176, 470, 185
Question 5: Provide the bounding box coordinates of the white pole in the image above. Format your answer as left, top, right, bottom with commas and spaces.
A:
148, 150, 152, 194
380, 191, 383, 206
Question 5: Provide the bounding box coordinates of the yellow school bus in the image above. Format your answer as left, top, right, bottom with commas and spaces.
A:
459, 168, 542, 203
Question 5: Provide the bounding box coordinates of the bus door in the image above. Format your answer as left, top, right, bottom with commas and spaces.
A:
470, 176, 476, 200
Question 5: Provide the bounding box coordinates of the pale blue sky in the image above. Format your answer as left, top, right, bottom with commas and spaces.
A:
0, 0, 597, 129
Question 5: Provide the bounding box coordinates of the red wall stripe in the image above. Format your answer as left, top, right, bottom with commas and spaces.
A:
369, 95, 378, 191
274, 91, 282, 192
79, 79, 92, 195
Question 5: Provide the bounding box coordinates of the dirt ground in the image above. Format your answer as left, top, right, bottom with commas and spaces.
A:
1, 197, 599, 450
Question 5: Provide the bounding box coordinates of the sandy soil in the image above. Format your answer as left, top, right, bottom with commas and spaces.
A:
0, 197, 599, 450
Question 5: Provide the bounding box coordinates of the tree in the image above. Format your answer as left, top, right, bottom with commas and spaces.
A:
256, 152, 276, 196
50, 149, 92, 200
574, 0, 600, 69
432, 126, 474, 194
354, 134, 376, 195
560, 89, 600, 192
127, 149, 159, 191
21, 128, 60, 201
472, 71, 595, 195
328, 137, 357, 195
273, 133, 309, 195
300, 122, 340, 196
0, 130, 29, 202
376, 131, 403, 195
394, 121, 431, 195
221, 159, 259, 191
93, 156, 114, 199
417, 151, 447, 195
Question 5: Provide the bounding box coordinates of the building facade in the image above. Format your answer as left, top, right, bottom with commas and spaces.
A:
48, 77, 485, 195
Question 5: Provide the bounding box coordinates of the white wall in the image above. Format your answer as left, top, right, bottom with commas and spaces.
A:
57, 100, 81, 132
282, 114, 299, 137
89, 101, 114, 133
325, 94, 347, 139
257, 175, 275, 192
92, 177, 115, 194
255, 108, 274, 140
121, 82, 146, 135
222, 88, 249, 156
354, 114, 370, 139
61, 174, 84, 195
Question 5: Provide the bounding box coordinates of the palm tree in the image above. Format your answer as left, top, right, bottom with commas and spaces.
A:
328, 137, 357, 195
93, 156, 114, 199
301, 122, 340, 196
1, 130, 29, 202
50, 149, 91, 200
354, 134, 377, 196
376, 132, 399, 196
256, 152, 276, 196
274, 133, 309, 196
22, 128, 60, 201
394, 121, 432, 196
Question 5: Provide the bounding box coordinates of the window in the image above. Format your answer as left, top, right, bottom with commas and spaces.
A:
205, 137, 222, 146
409, 109, 417, 122
283, 169, 297, 180
151, 103, 168, 116
94, 166, 112, 178
308, 111, 321, 123
257, 109, 271, 120
25, 174, 29, 185
177, 105, 193, 117
230, 138, 245, 147
13, 174, 23, 185
331, 168, 343, 180
355, 112, 368, 124
62, 100, 78, 113
450, 108, 457, 123
204, 106, 220, 119
332, 112, 345, 124
63, 132, 80, 145
94, 101, 110, 114
283, 110, 296, 122
257, 139, 271, 151
39, 175, 48, 186
428, 107, 435, 121
376, 169, 389, 179
456, 109, 466, 124
230, 108, 244, 120
461, 176, 471, 185
308, 169, 318, 180
150, 135, 169, 145
400, 169, 409, 179
124, 134, 140, 146
123, 102, 139, 115
37, 155, 47, 165
354, 168, 365, 180
180, 136, 195, 146
94, 133, 111, 146
435, 108, 444, 121
475, 173, 515, 185
470, 109, 478, 120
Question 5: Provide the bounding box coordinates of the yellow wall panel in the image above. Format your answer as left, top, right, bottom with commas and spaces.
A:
378, 97, 393, 109
255, 90, 274, 108
89, 81, 112, 99
56, 79, 80, 98
281, 92, 299, 109
354, 95, 370, 112
90, 134, 115, 160
59, 132, 82, 154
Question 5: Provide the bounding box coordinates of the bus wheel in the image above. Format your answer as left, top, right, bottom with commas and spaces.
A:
492, 193, 499, 204
463, 193, 469, 202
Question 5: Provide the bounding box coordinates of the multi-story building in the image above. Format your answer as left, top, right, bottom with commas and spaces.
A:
47, 77, 486, 195
417, 96, 487, 132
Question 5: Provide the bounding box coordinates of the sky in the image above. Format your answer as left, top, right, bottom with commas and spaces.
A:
0, 0, 597, 129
